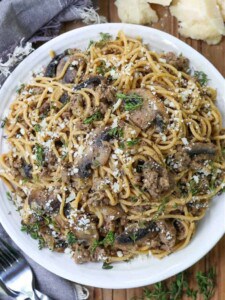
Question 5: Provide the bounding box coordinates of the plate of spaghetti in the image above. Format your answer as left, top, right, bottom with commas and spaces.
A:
0, 23, 225, 288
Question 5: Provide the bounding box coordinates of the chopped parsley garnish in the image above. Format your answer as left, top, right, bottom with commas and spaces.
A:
87, 40, 95, 49
99, 32, 112, 41
90, 231, 115, 253
153, 197, 168, 220
194, 71, 209, 86
16, 83, 25, 94
196, 268, 216, 300
189, 179, 200, 196
83, 111, 103, 124
117, 93, 143, 111
143, 268, 216, 300
126, 138, 140, 147
1, 117, 8, 128
87, 33, 112, 50
129, 196, 138, 202
90, 239, 100, 253
34, 124, 41, 132
96, 62, 106, 75
21, 222, 45, 249
67, 232, 77, 245
101, 231, 115, 247
108, 127, 123, 138
6, 192, 12, 201
130, 232, 138, 243
34, 144, 44, 166
102, 262, 113, 270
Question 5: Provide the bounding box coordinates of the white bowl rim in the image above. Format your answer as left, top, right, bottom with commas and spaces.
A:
0, 23, 224, 289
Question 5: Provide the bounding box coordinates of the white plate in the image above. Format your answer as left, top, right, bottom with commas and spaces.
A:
0, 23, 225, 289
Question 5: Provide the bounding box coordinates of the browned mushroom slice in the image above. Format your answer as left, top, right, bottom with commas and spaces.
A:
127, 89, 168, 131
142, 158, 174, 199
77, 128, 112, 179
115, 222, 159, 250
188, 143, 218, 170
44, 53, 65, 77
185, 142, 217, 157
173, 220, 187, 241
156, 220, 177, 250
73, 76, 105, 91
28, 189, 60, 213
56, 54, 77, 83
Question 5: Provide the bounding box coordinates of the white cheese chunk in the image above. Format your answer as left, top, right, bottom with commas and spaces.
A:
115, 0, 158, 25
170, 0, 225, 45
217, 0, 225, 21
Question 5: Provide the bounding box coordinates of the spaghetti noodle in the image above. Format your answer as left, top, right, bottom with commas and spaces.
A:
1, 31, 225, 265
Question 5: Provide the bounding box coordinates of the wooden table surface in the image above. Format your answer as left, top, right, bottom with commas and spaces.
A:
62, 1, 225, 299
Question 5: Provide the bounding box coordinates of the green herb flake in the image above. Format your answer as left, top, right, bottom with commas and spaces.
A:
90, 239, 100, 253
117, 93, 143, 111
34, 124, 41, 132
108, 127, 123, 138
84, 111, 103, 124
189, 179, 200, 196
196, 268, 216, 300
1, 117, 8, 128
16, 83, 25, 94
87, 40, 95, 49
21, 222, 45, 249
38, 237, 46, 250
194, 71, 209, 86
130, 232, 138, 243
99, 32, 112, 41
34, 144, 44, 166
67, 232, 77, 245
153, 197, 168, 221
96, 61, 107, 75
144, 282, 168, 300
102, 262, 113, 270
126, 138, 140, 147
6, 191, 12, 201
101, 231, 115, 247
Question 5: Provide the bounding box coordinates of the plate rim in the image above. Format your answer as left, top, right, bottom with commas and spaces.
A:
0, 23, 225, 289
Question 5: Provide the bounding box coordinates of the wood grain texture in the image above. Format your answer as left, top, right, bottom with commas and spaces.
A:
61, 1, 225, 299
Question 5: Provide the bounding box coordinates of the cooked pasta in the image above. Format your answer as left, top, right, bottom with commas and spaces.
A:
1, 31, 225, 265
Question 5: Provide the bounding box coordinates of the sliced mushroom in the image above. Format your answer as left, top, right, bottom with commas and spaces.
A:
173, 220, 187, 241
45, 50, 81, 83
28, 189, 60, 213
185, 142, 217, 157
77, 128, 112, 179
56, 54, 77, 83
127, 89, 168, 131
156, 220, 177, 250
115, 222, 158, 250
142, 158, 174, 199
44, 53, 65, 78
72, 76, 104, 91
59, 92, 69, 104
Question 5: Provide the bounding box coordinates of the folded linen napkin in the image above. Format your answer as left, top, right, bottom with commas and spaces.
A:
0, 0, 106, 85
0, 225, 89, 300
0, 0, 106, 299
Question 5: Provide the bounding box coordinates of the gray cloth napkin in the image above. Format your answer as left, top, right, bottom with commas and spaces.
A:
0, 224, 89, 300
0, 0, 106, 299
0, 0, 105, 85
